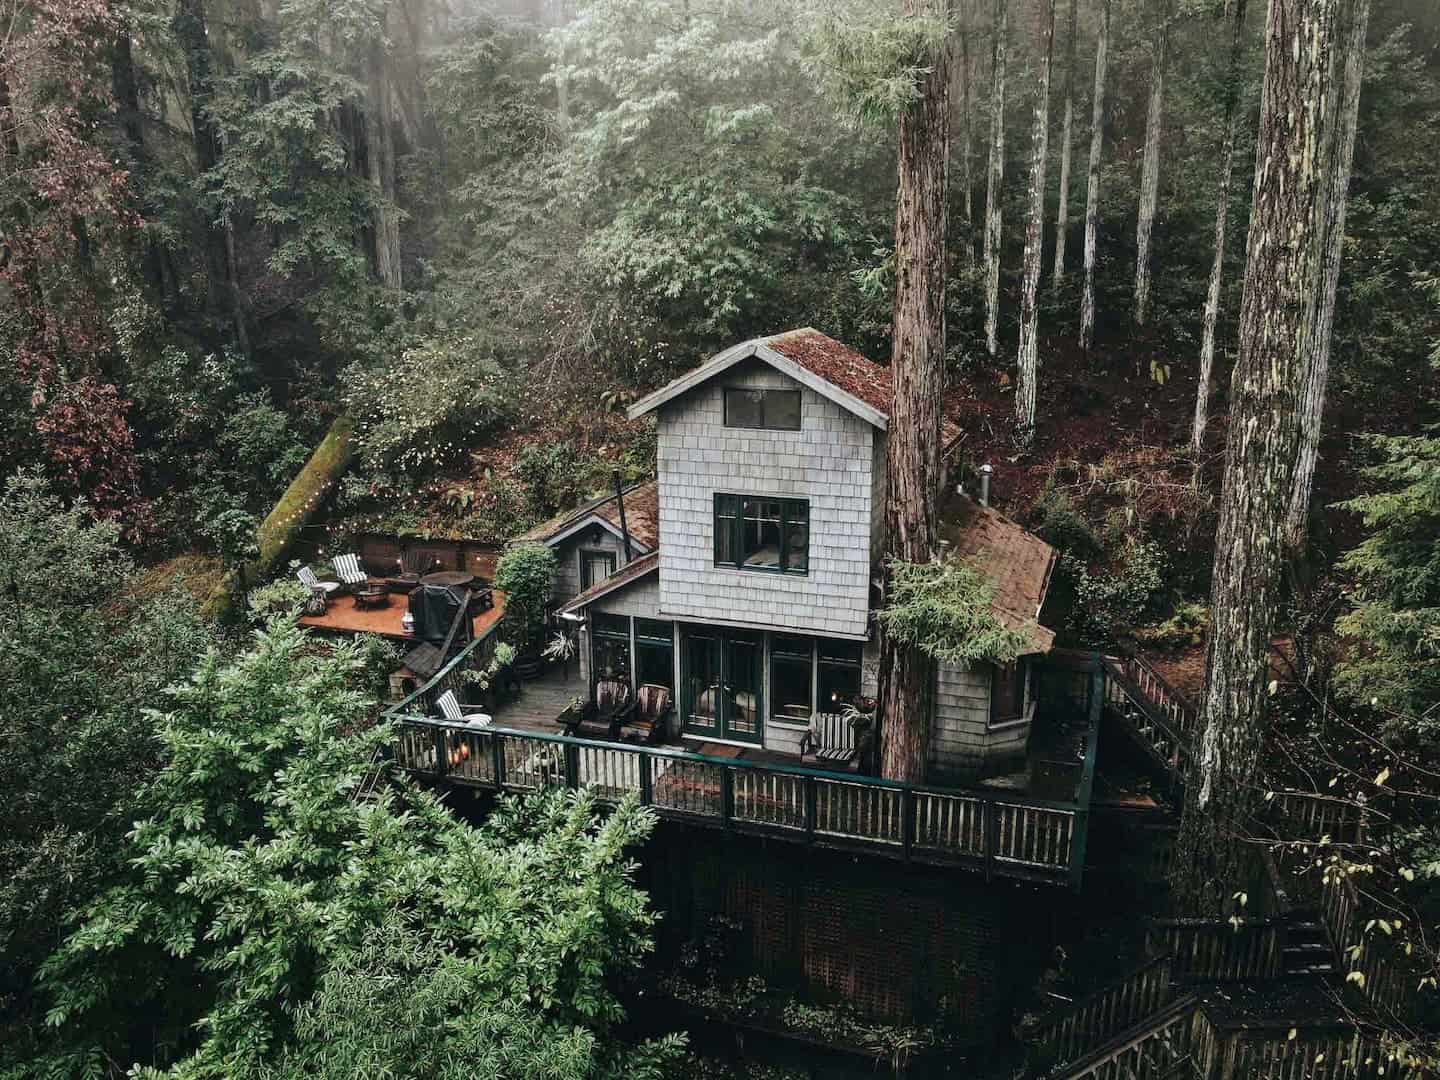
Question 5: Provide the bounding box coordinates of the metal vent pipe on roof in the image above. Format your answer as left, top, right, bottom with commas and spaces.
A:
979, 463, 993, 507
612, 469, 631, 566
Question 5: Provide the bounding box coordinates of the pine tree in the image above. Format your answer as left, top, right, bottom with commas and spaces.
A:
1079, 0, 1110, 350
1134, 0, 1173, 326
1015, 0, 1057, 444
1286, 0, 1371, 546
1051, 0, 1079, 287
879, 0, 951, 783
1191, 0, 1250, 454
982, 0, 1008, 356
1171, 0, 1343, 914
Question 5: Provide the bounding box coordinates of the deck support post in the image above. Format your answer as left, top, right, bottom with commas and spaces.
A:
564, 743, 580, 789
434, 728, 449, 779
491, 736, 506, 790
984, 799, 998, 882
721, 769, 735, 830
639, 754, 653, 806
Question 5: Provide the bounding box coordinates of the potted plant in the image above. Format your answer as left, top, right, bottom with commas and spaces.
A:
493, 543, 557, 680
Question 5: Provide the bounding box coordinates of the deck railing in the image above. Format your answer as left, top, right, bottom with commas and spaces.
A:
1028, 953, 1175, 1071
1057, 995, 1202, 1080
390, 715, 1089, 886
1145, 918, 1286, 983
1100, 654, 1196, 788
1319, 872, 1418, 1023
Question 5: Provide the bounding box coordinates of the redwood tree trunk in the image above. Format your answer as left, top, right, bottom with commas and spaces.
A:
956, 0, 975, 267
1078, 0, 1109, 351
1015, 0, 1056, 444
878, 0, 950, 784
1192, 0, 1250, 454
1051, 0, 1078, 288
982, 0, 1008, 356
1170, 0, 1341, 914
1133, 0, 1172, 326
1286, 0, 1369, 547
366, 10, 402, 292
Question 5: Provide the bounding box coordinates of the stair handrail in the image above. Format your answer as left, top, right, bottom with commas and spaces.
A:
1053, 993, 1201, 1080
1024, 952, 1175, 1069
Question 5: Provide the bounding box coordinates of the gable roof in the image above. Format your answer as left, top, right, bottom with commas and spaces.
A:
628, 328, 962, 445
558, 551, 659, 615
512, 479, 659, 552
939, 492, 1058, 656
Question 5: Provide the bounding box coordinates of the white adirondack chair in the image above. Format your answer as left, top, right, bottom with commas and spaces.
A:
332, 552, 368, 589
297, 565, 341, 597
436, 689, 491, 727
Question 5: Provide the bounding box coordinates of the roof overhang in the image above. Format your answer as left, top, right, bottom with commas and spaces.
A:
627, 340, 889, 431
558, 552, 660, 615
542, 512, 651, 555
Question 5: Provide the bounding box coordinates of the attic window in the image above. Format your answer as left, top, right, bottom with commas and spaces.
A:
724, 388, 801, 431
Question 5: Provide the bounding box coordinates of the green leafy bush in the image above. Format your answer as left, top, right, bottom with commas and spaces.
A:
348, 338, 511, 477
875, 556, 1031, 666
1065, 539, 1168, 645
494, 543, 558, 654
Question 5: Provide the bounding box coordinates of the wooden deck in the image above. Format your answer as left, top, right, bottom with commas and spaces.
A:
298, 583, 506, 642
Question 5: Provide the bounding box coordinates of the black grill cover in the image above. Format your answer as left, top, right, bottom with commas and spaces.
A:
407, 584, 467, 647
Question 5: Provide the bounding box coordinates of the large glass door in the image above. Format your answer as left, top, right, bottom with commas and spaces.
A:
682, 628, 763, 744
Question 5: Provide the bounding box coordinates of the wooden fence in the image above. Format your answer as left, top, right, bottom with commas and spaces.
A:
390, 716, 1088, 886
1028, 954, 1175, 1071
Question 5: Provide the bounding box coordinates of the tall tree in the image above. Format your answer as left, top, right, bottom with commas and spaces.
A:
1171, 0, 1342, 913
1286, 0, 1371, 546
1015, 0, 1057, 444
982, 0, 1008, 356
1050, 0, 1078, 287
955, 0, 975, 267
879, 0, 951, 783
1192, 0, 1250, 454
1133, 0, 1172, 326
1078, 0, 1110, 350
366, 6, 403, 292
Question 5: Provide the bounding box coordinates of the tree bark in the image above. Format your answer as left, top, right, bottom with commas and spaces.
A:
203, 415, 356, 619
1170, 0, 1341, 914
956, 0, 974, 267
1051, 0, 1078, 288
1192, 0, 1250, 455
982, 0, 1007, 356
366, 8, 402, 292
175, 0, 251, 357
878, 0, 949, 784
1015, 0, 1056, 445
1078, 0, 1109, 351
1286, 0, 1369, 547
1133, 0, 1172, 326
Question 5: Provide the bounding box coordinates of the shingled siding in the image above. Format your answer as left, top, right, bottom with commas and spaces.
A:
929, 660, 997, 780
550, 530, 629, 605
656, 363, 876, 638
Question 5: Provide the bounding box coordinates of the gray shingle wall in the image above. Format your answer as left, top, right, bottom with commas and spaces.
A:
928, 660, 1033, 782
656, 361, 877, 637
550, 530, 628, 604
593, 575, 662, 619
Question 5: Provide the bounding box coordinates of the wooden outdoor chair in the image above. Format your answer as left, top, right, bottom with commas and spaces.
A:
436, 689, 491, 727
390, 548, 438, 592
563, 677, 632, 740
800, 712, 859, 766
297, 565, 341, 599
616, 683, 672, 744
332, 553, 368, 591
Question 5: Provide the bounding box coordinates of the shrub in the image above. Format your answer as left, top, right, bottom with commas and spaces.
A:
493, 543, 557, 653
1066, 538, 1168, 644
347, 337, 511, 477
875, 555, 1031, 666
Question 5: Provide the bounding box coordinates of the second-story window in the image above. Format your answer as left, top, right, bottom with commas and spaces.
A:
714, 494, 809, 574
724, 387, 801, 430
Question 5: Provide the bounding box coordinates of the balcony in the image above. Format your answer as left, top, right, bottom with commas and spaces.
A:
382, 631, 1101, 890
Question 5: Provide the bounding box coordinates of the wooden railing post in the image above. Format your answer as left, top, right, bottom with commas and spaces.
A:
902, 787, 915, 864
721, 768, 734, 830
564, 743, 579, 789
491, 735, 506, 790
639, 754, 653, 806
804, 776, 817, 841
985, 798, 998, 882
434, 727, 448, 778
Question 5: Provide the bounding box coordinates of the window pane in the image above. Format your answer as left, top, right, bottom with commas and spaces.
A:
637, 642, 673, 691
686, 635, 720, 728
715, 495, 738, 565
817, 639, 863, 665
765, 390, 801, 430
635, 618, 673, 644
593, 636, 631, 683
771, 651, 812, 722
581, 550, 615, 590
593, 613, 628, 638
817, 661, 861, 712
784, 519, 808, 572
772, 634, 812, 659
724, 388, 764, 428
741, 498, 783, 569
991, 661, 1026, 722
